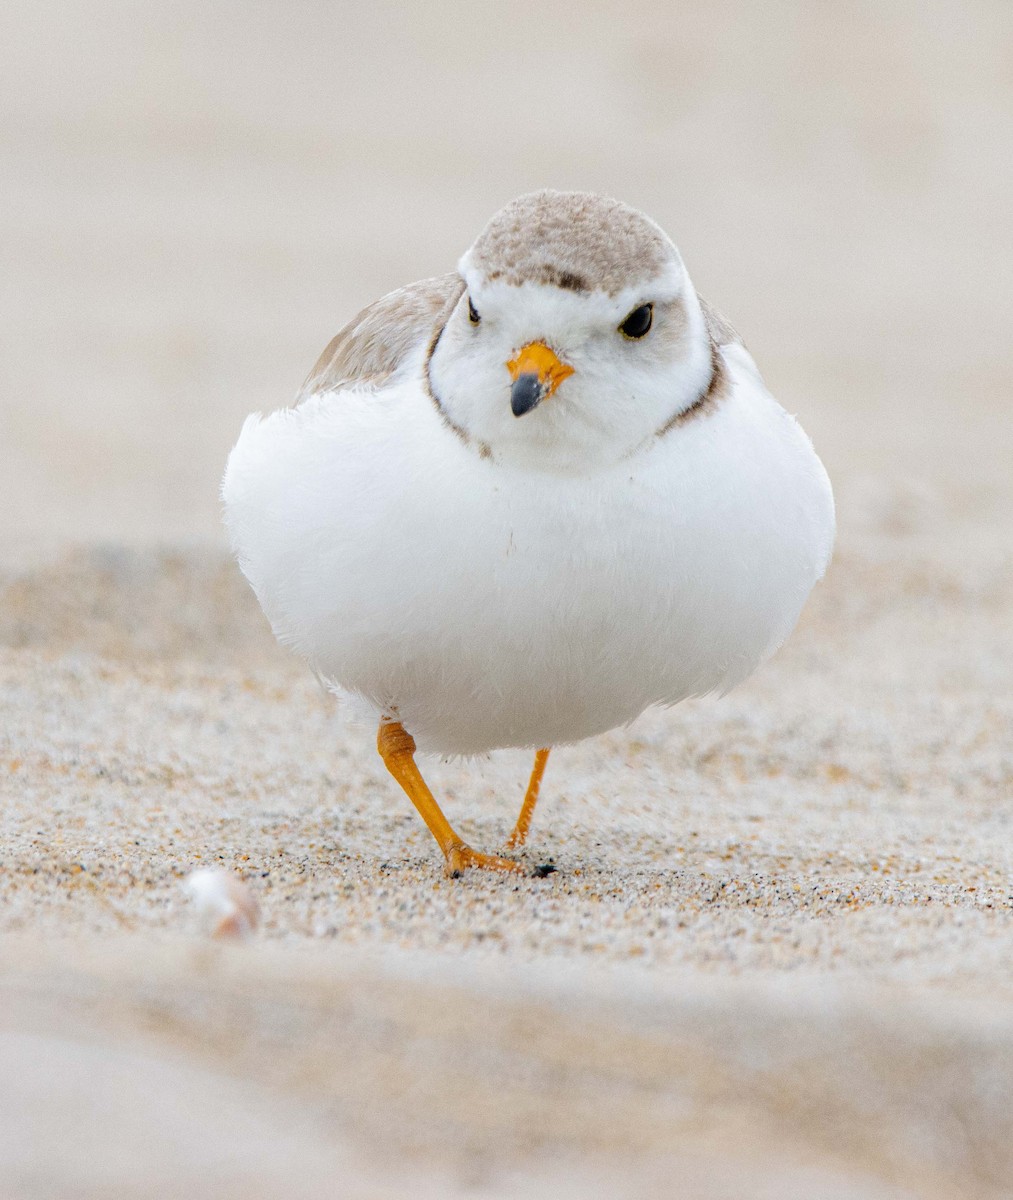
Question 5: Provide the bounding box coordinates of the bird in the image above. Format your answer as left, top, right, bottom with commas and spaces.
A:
222, 190, 834, 878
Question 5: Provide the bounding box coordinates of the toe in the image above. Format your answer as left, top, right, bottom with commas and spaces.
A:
443, 843, 525, 877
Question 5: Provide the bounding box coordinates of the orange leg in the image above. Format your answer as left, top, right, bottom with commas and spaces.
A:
377, 720, 524, 877
505, 748, 551, 850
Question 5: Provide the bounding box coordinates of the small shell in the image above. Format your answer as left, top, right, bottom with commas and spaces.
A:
182, 867, 259, 940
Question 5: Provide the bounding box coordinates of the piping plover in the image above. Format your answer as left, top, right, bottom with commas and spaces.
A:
223, 191, 834, 877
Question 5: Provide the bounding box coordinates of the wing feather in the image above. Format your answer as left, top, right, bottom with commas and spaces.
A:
296, 272, 465, 403
699, 295, 743, 349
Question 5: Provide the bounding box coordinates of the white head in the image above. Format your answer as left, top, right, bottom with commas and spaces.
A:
427, 190, 714, 473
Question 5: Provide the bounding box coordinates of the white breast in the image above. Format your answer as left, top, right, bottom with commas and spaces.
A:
223, 346, 834, 755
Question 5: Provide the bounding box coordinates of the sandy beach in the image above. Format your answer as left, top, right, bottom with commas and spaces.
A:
3, 2, 1012, 1196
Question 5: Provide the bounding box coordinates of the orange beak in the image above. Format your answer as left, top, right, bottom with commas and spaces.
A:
506, 342, 574, 417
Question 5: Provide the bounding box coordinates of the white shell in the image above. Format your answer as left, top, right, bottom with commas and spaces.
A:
183, 868, 259, 940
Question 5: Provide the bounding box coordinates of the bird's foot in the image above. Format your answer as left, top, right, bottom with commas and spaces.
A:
444, 843, 544, 879
443, 843, 557, 879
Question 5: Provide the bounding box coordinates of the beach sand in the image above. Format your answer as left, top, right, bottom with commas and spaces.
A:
2, 2, 1012, 1196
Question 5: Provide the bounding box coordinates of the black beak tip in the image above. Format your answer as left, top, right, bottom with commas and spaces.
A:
511, 373, 544, 418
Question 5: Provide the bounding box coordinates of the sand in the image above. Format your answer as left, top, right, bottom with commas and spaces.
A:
3, 2, 1013, 1196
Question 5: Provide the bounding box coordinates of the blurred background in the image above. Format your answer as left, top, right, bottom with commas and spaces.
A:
3, 0, 1011, 564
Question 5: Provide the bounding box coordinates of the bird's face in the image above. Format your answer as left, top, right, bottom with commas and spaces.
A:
427, 191, 715, 473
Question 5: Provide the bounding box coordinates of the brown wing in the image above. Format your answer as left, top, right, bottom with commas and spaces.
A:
296, 272, 465, 403
699, 295, 744, 349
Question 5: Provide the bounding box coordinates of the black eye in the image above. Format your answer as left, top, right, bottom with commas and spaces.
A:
619, 303, 653, 339
468, 297, 481, 325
